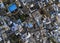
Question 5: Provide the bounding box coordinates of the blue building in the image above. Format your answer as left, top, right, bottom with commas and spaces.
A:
8, 3, 17, 12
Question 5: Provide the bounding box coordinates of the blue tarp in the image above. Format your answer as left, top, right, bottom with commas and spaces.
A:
8, 3, 17, 12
